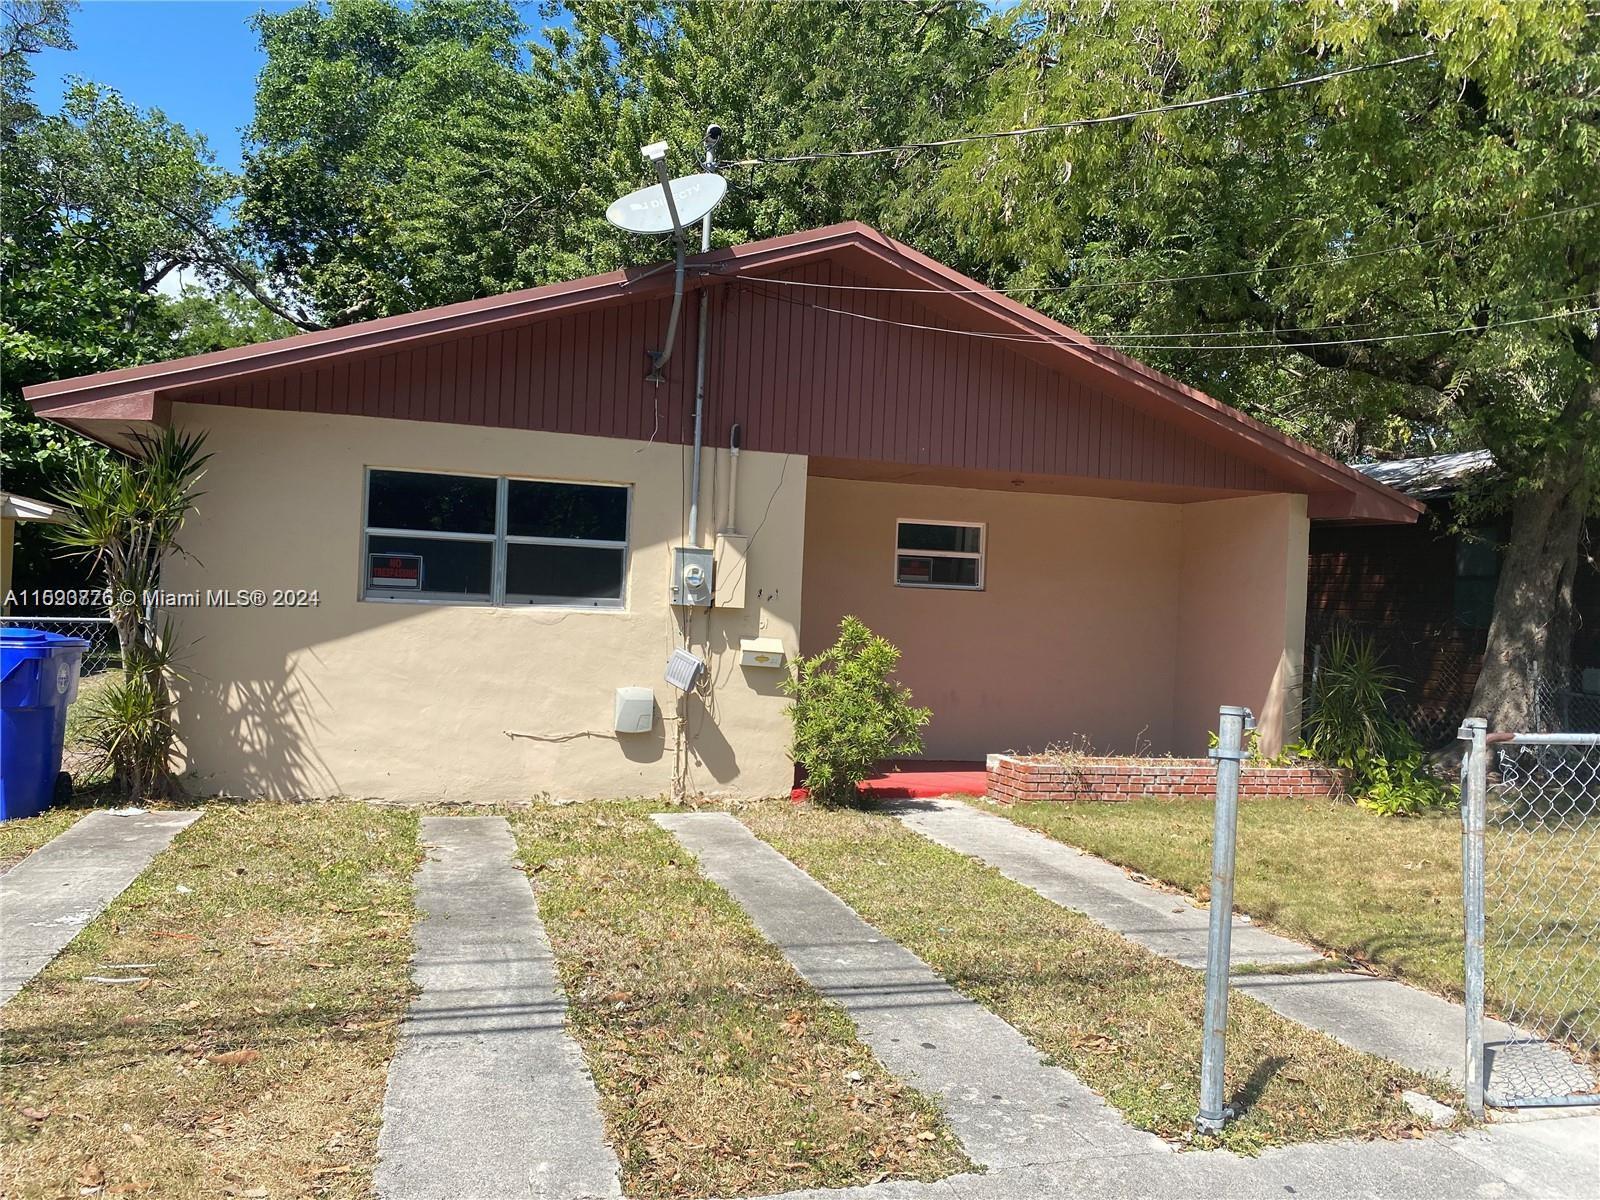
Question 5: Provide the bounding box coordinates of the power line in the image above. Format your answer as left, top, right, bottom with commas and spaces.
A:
1080, 288, 1600, 341
732, 201, 1600, 299
739, 281, 1600, 354
726, 52, 1433, 167
1100, 305, 1600, 352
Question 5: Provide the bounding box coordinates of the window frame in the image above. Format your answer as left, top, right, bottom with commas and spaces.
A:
892, 518, 986, 591
360, 467, 630, 610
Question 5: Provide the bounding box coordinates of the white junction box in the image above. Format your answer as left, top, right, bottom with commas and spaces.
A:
671, 546, 716, 607
613, 687, 656, 734
739, 637, 786, 669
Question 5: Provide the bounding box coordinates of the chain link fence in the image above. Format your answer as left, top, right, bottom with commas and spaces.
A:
1460, 721, 1599, 1115
0, 615, 120, 676
1306, 616, 1600, 745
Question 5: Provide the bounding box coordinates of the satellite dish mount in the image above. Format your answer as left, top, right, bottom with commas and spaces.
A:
605, 143, 728, 383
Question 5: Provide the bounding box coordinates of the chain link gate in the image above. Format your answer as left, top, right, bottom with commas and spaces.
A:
1460, 719, 1600, 1115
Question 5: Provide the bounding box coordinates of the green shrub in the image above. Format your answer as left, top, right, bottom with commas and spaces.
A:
1356, 752, 1454, 816
1304, 628, 1454, 815
784, 617, 931, 806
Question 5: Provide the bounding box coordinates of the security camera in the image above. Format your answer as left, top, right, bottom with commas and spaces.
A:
705, 123, 723, 146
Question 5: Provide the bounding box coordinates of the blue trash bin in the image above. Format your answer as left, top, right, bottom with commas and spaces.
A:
1, 628, 91, 821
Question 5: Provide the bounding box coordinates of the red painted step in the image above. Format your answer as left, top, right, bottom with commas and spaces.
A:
791, 760, 987, 803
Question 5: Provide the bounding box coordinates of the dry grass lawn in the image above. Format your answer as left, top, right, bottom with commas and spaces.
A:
510, 802, 970, 1199
0, 808, 86, 875
743, 801, 1457, 1155
1, 802, 419, 1200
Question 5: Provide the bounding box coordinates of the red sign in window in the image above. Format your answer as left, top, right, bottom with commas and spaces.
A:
368, 553, 422, 589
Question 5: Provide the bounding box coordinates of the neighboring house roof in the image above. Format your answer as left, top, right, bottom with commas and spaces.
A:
23, 222, 1422, 524
0, 492, 66, 523
1355, 450, 1496, 499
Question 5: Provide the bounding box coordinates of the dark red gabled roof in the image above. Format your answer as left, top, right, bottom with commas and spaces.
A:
25, 221, 1421, 523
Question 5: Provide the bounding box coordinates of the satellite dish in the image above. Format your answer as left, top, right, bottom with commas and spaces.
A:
606, 172, 728, 235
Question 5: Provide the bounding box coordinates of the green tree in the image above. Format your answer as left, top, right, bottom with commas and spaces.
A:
238, 0, 1001, 323
0, 1, 290, 601
932, 0, 1598, 730
49, 428, 210, 801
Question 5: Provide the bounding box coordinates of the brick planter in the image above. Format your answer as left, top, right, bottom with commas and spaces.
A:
986, 754, 1343, 804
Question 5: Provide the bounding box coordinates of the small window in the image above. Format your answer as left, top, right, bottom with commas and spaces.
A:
363, 469, 628, 608
1454, 526, 1502, 629
895, 520, 984, 590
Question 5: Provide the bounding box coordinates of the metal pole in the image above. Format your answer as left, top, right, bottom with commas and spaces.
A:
643, 147, 687, 380
685, 132, 718, 548
1197, 704, 1252, 1134
1459, 715, 1488, 1118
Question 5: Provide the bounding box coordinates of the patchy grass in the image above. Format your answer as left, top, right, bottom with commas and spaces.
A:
0, 808, 86, 876
1, 802, 419, 1199
509, 802, 969, 1199
744, 801, 1455, 1155
996, 796, 1597, 1046
998, 797, 1463, 989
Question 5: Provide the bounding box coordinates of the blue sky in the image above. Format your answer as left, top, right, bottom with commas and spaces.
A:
34, 1, 296, 172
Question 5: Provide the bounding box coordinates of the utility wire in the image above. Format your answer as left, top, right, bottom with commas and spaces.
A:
1076, 288, 1600, 341
739, 281, 1600, 353
732, 201, 1600, 298
725, 52, 1433, 167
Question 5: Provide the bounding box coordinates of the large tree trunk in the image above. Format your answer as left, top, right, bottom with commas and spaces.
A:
1469, 384, 1597, 731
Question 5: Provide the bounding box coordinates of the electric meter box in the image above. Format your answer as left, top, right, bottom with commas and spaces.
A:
613, 687, 656, 734
671, 546, 716, 607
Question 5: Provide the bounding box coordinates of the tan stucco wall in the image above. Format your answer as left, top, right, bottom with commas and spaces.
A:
162, 403, 806, 802
802, 478, 1309, 760
801, 477, 1186, 757
1174, 493, 1310, 756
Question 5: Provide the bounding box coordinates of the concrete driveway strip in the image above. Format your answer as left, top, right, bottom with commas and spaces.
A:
655, 811, 1168, 1170
894, 798, 1318, 970
0, 809, 200, 1005
375, 816, 620, 1200
897, 798, 1581, 1091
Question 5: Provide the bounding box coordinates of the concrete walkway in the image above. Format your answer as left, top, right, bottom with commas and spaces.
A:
659, 808, 1598, 1200
0, 809, 200, 1005
654, 811, 1168, 1170
747, 1111, 1599, 1199
375, 816, 620, 1200
895, 797, 1587, 1091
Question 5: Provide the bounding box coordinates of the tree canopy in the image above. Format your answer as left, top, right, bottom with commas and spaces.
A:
0, 0, 294, 598
927, 0, 1598, 724
238, 0, 1002, 323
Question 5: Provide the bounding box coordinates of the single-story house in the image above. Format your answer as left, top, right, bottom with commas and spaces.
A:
24, 223, 1421, 802
1308, 450, 1600, 741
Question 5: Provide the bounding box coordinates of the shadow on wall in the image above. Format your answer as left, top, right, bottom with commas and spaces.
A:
164, 594, 785, 799
177, 667, 337, 800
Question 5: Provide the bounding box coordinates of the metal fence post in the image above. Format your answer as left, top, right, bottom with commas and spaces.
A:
1197, 704, 1253, 1134
1459, 716, 1488, 1119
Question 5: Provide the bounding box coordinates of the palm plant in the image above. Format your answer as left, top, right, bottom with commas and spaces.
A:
1302, 627, 1410, 766
49, 428, 209, 800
